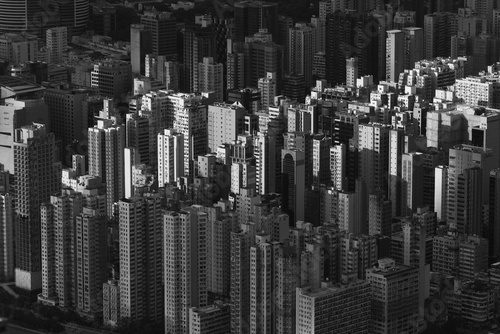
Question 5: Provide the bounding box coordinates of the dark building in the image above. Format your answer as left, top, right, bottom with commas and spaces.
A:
233, 1, 278, 42
140, 11, 177, 60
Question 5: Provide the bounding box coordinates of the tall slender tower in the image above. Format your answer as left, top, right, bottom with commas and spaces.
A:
164, 207, 208, 334
88, 119, 125, 217
14, 123, 61, 291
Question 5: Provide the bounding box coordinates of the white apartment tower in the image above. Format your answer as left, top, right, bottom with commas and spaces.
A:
208, 103, 246, 153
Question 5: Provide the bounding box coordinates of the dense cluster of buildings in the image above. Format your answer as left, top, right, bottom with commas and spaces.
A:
2, 0, 500, 333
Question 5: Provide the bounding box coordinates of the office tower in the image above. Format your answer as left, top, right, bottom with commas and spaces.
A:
424, 12, 457, 59
325, 11, 353, 85
230, 226, 253, 334
119, 194, 164, 323
459, 235, 488, 280
140, 11, 176, 59
249, 235, 281, 334
158, 129, 184, 187
189, 302, 231, 334
281, 148, 306, 224
296, 281, 371, 334
369, 194, 392, 236
346, 57, 358, 88
198, 57, 224, 102
164, 208, 208, 334
489, 169, 500, 260
44, 87, 88, 166
401, 152, 424, 216
46, 26, 67, 64
130, 24, 152, 75
88, 119, 125, 217
447, 145, 494, 235
386, 30, 404, 83
403, 27, 424, 70
366, 258, 419, 334
358, 123, 390, 197
243, 29, 283, 88
14, 124, 61, 291
207, 103, 246, 153
258, 72, 277, 111
39, 189, 82, 308
0, 1, 37, 32
91, 60, 132, 98
233, 1, 278, 42
172, 94, 208, 177
288, 23, 314, 88
0, 193, 13, 282
103, 277, 120, 327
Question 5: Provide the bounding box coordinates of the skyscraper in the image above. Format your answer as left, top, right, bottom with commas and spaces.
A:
288, 23, 314, 88
281, 149, 305, 224
14, 123, 61, 290
258, 72, 277, 111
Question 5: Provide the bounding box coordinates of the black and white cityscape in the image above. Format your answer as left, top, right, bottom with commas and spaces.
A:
1, 0, 500, 333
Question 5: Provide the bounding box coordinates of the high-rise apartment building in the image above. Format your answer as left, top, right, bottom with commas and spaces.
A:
366, 258, 420, 334
198, 57, 224, 102
157, 129, 184, 186
88, 119, 125, 217
296, 280, 371, 334
14, 123, 61, 291
258, 72, 277, 111
119, 194, 164, 323
386, 30, 405, 83
0, 193, 14, 282
164, 208, 208, 334
46, 26, 67, 64
207, 103, 246, 153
